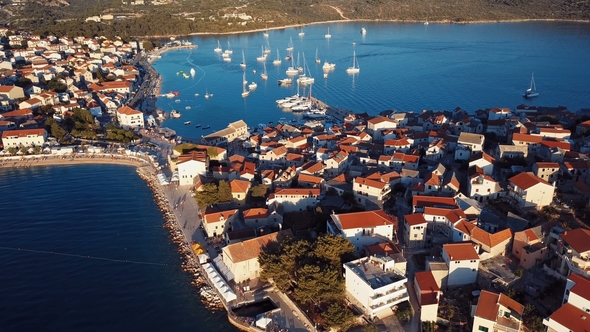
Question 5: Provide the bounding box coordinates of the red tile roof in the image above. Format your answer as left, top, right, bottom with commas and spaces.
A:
242, 208, 269, 219
1, 128, 45, 139
117, 105, 141, 115
509, 172, 551, 190
547, 303, 590, 332
404, 213, 427, 226
443, 243, 479, 261
568, 273, 590, 302
412, 196, 457, 209
561, 228, 590, 255
415, 271, 440, 294
337, 210, 394, 229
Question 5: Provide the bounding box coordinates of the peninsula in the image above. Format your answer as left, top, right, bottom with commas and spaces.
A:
2, 26, 590, 332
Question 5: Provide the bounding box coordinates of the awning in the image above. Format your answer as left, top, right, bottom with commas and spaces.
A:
201, 263, 237, 303
156, 173, 169, 185
213, 256, 235, 281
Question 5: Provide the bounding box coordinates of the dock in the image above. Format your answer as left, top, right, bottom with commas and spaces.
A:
311, 96, 351, 121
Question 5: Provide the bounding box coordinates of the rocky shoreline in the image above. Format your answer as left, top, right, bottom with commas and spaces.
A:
135, 167, 225, 311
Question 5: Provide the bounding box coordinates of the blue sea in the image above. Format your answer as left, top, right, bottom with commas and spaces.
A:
1, 22, 590, 331
153, 21, 590, 138
0, 165, 236, 332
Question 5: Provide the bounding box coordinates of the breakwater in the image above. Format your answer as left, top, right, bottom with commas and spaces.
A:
135, 167, 226, 312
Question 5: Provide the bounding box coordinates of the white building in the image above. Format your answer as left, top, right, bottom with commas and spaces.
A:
1, 128, 47, 147
442, 243, 479, 287
116, 105, 144, 129
344, 256, 409, 319
508, 172, 555, 208
327, 210, 395, 251
266, 188, 320, 212
177, 151, 208, 186
414, 271, 441, 323
455, 132, 485, 161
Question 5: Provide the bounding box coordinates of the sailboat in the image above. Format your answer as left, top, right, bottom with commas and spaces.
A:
242, 73, 250, 97
286, 37, 294, 52
256, 46, 267, 62
205, 88, 213, 99
297, 53, 314, 85
214, 40, 222, 53
190, 68, 196, 77
224, 41, 233, 55
240, 50, 246, 69
346, 51, 360, 74
299, 26, 305, 37
261, 62, 268, 81
524, 73, 539, 98
273, 49, 282, 66
325, 27, 331, 39
315, 48, 321, 64
286, 55, 298, 76
296, 52, 303, 73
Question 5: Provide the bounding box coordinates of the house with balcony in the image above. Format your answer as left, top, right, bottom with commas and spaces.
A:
512, 226, 548, 269
116, 105, 144, 130
414, 270, 441, 322
344, 256, 409, 319
508, 172, 554, 209
353, 175, 391, 207
472, 290, 524, 332
442, 243, 480, 287
468, 167, 501, 202
1, 128, 46, 147
550, 228, 590, 277
328, 210, 396, 251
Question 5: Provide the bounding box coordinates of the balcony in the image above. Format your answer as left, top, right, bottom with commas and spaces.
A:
370, 285, 407, 300
494, 316, 521, 332
369, 292, 409, 311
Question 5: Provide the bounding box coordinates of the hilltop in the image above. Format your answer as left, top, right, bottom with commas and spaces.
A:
2, 0, 589, 39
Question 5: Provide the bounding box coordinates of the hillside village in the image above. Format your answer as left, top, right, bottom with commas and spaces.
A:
2, 28, 590, 332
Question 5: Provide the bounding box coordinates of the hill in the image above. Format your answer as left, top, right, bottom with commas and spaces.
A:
3, 0, 589, 39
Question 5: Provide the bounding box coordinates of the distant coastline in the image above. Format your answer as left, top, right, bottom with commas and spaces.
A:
136, 18, 590, 39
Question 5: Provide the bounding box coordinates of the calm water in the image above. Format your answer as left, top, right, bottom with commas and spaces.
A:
0, 165, 236, 332
153, 21, 590, 138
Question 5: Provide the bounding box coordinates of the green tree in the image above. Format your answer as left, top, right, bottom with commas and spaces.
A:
217, 180, 232, 202
193, 183, 219, 208
142, 41, 154, 51
313, 234, 355, 265
8, 147, 17, 155
258, 250, 292, 291
362, 324, 379, 332
395, 302, 413, 322
295, 264, 344, 304
250, 184, 268, 198
322, 303, 355, 331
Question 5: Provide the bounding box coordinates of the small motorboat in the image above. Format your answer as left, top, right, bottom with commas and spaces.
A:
202, 125, 210, 129
184, 121, 191, 125
195, 124, 201, 128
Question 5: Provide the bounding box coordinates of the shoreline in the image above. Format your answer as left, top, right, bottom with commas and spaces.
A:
136, 17, 590, 39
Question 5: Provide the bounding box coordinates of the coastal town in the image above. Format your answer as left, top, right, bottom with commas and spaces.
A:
2, 27, 590, 332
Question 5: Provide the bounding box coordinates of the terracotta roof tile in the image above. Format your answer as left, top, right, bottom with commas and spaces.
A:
336, 210, 394, 229
547, 303, 590, 332
443, 243, 479, 261
561, 228, 590, 254
509, 172, 550, 190
404, 213, 427, 226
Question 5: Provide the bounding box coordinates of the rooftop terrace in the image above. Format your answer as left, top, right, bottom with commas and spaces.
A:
346, 257, 406, 289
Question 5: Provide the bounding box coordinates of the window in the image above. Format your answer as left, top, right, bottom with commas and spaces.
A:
478, 326, 489, 332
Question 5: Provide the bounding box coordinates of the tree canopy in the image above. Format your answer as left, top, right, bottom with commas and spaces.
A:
193, 183, 219, 208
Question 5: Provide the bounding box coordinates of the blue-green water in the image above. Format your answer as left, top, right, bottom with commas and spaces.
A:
0, 165, 235, 331
153, 21, 590, 138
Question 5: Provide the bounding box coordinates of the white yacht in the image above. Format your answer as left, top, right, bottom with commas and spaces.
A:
361, 27, 367, 35
256, 46, 267, 62
240, 50, 246, 69
278, 77, 293, 85
524, 73, 539, 98
249, 81, 258, 90
241, 73, 250, 98
273, 49, 282, 66
323, 62, 336, 71
325, 27, 331, 39
214, 40, 222, 53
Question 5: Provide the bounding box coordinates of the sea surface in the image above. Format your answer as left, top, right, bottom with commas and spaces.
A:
152, 21, 590, 139
0, 165, 236, 332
